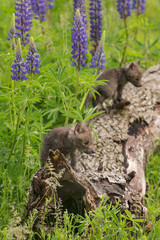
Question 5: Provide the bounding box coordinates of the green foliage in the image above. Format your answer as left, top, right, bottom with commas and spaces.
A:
0, 0, 160, 239
74, 197, 145, 240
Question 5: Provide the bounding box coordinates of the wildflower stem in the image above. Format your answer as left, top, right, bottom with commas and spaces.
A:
119, 17, 129, 66
72, 69, 80, 124
62, 92, 69, 126
76, 69, 80, 98
72, 69, 80, 123
22, 103, 30, 161
64, 117, 69, 126
7, 60, 14, 129
30, 71, 33, 99
7, 81, 21, 165
22, 36, 40, 158
8, 103, 13, 129
13, 79, 18, 126
73, 70, 87, 124
10, 40, 12, 53
10, 79, 16, 129
80, 90, 89, 111
22, 73, 33, 160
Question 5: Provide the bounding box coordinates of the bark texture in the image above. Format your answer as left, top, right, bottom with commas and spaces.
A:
26, 65, 160, 226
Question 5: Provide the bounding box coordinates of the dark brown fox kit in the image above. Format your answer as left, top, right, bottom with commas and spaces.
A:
40, 122, 95, 170
85, 62, 143, 110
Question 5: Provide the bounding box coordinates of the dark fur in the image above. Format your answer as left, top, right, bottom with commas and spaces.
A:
85, 62, 143, 110
40, 122, 95, 170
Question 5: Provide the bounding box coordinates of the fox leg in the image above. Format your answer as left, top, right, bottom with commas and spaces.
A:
116, 88, 123, 103
92, 94, 100, 107
113, 92, 118, 105
70, 151, 77, 171
113, 88, 130, 109
99, 95, 107, 109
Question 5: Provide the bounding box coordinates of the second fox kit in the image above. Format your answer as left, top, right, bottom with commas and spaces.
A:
40, 122, 95, 170
85, 62, 143, 110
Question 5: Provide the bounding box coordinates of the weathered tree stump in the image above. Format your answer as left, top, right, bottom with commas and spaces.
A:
26, 65, 160, 228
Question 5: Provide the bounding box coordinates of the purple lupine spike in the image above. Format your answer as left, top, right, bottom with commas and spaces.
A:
73, 0, 87, 26
47, 0, 54, 9
90, 30, 106, 71
71, 9, 88, 71
132, 0, 137, 9
11, 38, 28, 81
31, 0, 46, 22
31, 0, 54, 22
89, 0, 102, 54
73, 0, 78, 11
26, 37, 41, 74
132, 0, 146, 14
15, 0, 33, 46
7, 13, 16, 41
116, 0, 132, 19
7, 13, 16, 50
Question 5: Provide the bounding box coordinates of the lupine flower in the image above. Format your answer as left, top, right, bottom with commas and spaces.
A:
31, 0, 54, 22
47, 0, 54, 9
26, 37, 41, 74
90, 30, 106, 71
31, 0, 46, 22
15, 0, 33, 46
116, 0, 132, 19
11, 38, 28, 81
7, 13, 16, 41
132, 0, 146, 14
7, 13, 16, 50
71, 9, 88, 71
73, 0, 78, 11
73, 0, 87, 26
11, 38, 16, 50
89, 0, 102, 54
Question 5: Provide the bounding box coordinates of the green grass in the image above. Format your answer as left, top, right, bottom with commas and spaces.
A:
0, 0, 160, 239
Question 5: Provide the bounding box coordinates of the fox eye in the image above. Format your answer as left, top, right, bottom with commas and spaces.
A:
135, 78, 139, 81
84, 141, 89, 145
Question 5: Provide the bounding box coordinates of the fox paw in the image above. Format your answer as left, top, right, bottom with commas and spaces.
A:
114, 99, 130, 109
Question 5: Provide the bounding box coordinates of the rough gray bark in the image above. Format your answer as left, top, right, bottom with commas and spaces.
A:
77, 64, 160, 207
26, 65, 160, 227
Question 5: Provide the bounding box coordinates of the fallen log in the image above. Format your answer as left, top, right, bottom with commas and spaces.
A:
26, 64, 160, 228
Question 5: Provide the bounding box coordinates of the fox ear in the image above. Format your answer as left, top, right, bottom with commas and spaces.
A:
137, 60, 141, 65
128, 62, 135, 70
128, 63, 134, 69
74, 122, 82, 134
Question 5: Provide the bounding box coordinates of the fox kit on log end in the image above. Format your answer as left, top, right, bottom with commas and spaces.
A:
40, 122, 95, 170
85, 61, 143, 110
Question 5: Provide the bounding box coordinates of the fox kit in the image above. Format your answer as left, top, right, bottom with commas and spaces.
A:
40, 122, 95, 170
85, 62, 143, 110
